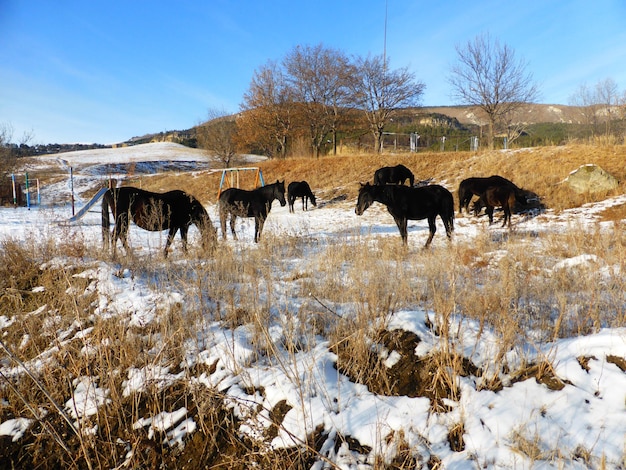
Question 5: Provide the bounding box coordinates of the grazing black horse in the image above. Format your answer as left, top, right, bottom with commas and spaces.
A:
457, 175, 518, 214
101, 187, 215, 257
474, 185, 528, 227
374, 164, 415, 187
218, 180, 286, 242
287, 181, 317, 212
355, 182, 454, 247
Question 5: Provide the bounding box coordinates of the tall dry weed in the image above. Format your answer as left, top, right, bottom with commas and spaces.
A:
4, 143, 626, 467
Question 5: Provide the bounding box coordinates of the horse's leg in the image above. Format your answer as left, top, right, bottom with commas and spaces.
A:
394, 217, 408, 245
506, 194, 517, 228
164, 227, 178, 257
114, 215, 128, 256
502, 204, 511, 228
463, 194, 472, 212
102, 218, 111, 251
254, 215, 266, 243
461, 195, 471, 214
219, 209, 228, 240
230, 214, 238, 240
111, 222, 118, 256
179, 226, 188, 252
302, 196, 306, 211
441, 214, 453, 240
103, 213, 114, 253
425, 216, 437, 248
486, 206, 494, 225
119, 225, 130, 254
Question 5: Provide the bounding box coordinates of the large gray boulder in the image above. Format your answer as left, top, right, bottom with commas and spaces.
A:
565, 164, 618, 194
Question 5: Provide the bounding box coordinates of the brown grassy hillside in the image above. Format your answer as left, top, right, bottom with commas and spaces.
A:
144, 144, 626, 217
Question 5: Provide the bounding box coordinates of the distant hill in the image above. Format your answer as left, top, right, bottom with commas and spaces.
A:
134, 104, 589, 146
417, 104, 588, 126
14, 104, 592, 156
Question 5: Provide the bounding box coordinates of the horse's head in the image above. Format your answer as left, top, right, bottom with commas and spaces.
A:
190, 198, 217, 250
189, 198, 209, 224
355, 182, 374, 215
515, 188, 530, 207
275, 180, 287, 207
471, 199, 483, 216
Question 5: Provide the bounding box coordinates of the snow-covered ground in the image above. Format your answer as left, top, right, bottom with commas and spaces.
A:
1, 143, 625, 468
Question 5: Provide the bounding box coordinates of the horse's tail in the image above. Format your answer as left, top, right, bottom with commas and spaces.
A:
101, 189, 112, 249
457, 184, 466, 213
197, 205, 217, 252
409, 172, 415, 187
443, 190, 455, 234
217, 196, 228, 239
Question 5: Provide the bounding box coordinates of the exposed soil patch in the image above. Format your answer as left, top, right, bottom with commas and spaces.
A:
332, 328, 480, 410
606, 354, 626, 372
510, 362, 567, 391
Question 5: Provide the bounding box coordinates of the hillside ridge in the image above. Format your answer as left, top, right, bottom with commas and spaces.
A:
419, 103, 587, 125
131, 103, 589, 147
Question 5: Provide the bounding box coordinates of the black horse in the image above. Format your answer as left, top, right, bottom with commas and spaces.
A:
473, 185, 528, 227
457, 175, 518, 214
218, 180, 286, 242
287, 181, 317, 212
101, 186, 215, 257
374, 164, 415, 186
355, 182, 454, 247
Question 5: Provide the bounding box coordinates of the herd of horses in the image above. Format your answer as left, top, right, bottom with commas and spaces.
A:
100, 164, 534, 256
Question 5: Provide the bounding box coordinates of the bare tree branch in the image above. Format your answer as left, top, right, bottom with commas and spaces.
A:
238, 61, 293, 158
196, 108, 237, 168
448, 33, 539, 149
350, 54, 425, 153
283, 44, 353, 157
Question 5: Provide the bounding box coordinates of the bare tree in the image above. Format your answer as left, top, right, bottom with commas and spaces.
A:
449, 33, 539, 149
569, 78, 622, 139
501, 116, 529, 147
569, 83, 602, 132
620, 89, 626, 121
0, 123, 33, 176
196, 108, 237, 168
283, 44, 353, 157
349, 54, 424, 153
238, 61, 293, 158
596, 77, 620, 136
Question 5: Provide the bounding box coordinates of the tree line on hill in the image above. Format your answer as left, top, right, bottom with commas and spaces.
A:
2, 34, 625, 168
194, 36, 625, 163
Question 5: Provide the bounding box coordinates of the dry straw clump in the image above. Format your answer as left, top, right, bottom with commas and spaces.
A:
129, 143, 626, 217
2, 143, 626, 468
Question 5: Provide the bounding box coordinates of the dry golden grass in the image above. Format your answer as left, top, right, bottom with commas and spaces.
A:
2, 143, 626, 468
129, 143, 626, 217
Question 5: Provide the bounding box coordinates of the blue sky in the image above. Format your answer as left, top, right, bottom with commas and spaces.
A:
2, 0, 625, 144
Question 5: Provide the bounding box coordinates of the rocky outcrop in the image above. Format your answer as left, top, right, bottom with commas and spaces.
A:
565, 164, 619, 193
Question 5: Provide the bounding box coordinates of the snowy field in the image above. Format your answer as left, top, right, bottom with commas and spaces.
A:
1, 143, 625, 468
